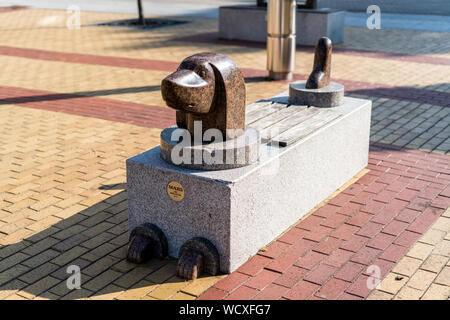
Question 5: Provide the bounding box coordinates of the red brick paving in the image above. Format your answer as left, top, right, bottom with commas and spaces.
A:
315, 278, 350, 300
294, 251, 327, 270
0, 6, 27, 13
0, 46, 179, 72
236, 255, 272, 276
273, 266, 308, 288
283, 280, 320, 300
304, 264, 337, 285
224, 286, 259, 300
245, 269, 280, 290
1, 45, 449, 110
199, 144, 449, 300
197, 287, 228, 300
258, 241, 290, 258
213, 272, 250, 292
172, 32, 450, 66
0, 85, 175, 129
253, 283, 289, 300
334, 261, 365, 282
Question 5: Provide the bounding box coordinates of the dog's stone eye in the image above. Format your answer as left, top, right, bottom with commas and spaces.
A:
199, 70, 206, 78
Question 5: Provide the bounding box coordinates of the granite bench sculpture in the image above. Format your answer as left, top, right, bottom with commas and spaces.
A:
128, 53, 252, 279
126, 48, 371, 281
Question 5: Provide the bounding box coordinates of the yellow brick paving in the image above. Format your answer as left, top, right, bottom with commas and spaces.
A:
0, 8, 449, 299
368, 207, 450, 300
0, 105, 215, 300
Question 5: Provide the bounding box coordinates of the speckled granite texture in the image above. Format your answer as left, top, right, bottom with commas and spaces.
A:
289, 80, 344, 107
126, 94, 371, 273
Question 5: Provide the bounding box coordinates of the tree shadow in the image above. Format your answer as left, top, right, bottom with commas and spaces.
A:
0, 86, 160, 105
0, 182, 210, 300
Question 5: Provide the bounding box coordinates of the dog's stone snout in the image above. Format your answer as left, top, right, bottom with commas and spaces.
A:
161, 69, 214, 114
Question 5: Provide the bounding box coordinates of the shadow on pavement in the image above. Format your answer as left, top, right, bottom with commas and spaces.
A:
0, 182, 202, 300
0, 86, 161, 105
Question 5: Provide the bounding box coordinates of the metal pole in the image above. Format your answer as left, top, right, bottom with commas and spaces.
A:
267, 0, 296, 80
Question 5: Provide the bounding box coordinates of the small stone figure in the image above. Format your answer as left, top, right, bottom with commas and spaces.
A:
161, 52, 246, 140
289, 37, 344, 107
306, 37, 332, 89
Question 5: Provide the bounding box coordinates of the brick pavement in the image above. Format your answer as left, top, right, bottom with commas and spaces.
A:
0, 7, 449, 299
198, 145, 450, 300
0, 9, 447, 153
368, 207, 450, 300
0, 85, 175, 129
0, 105, 224, 300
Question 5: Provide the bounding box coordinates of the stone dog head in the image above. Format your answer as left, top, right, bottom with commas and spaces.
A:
161, 53, 246, 140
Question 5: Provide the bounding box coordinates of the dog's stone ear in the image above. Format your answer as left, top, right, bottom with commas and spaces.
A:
208, 55, 246, 140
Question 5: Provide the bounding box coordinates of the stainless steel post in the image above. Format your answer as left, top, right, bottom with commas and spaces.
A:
267, 0, 296, 80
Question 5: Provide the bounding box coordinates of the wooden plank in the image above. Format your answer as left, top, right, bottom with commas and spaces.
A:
245, 100, 273, 114
248, 105, 305, 132
246, 102, 286, 125
258, 106, 320, 142
271, 109, 342, 147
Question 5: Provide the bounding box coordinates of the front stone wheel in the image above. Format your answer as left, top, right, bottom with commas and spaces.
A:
127, 223, 168, 264
176, 237, 220, 280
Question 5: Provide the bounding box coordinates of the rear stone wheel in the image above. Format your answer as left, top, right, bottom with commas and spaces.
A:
176, 237, 220, 280
127, 223, 168, 264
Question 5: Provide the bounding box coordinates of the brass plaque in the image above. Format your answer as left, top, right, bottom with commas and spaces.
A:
167, 181, 184, 202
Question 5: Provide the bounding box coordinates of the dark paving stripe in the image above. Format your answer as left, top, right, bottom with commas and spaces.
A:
0, 46, 180, 72
0, 85, 175, 129
0, 6, 28, 14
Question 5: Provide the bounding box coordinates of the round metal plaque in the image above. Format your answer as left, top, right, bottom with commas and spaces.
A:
167, 181, 184, 202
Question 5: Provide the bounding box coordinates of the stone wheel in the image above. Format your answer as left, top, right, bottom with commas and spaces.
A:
176, 237, 220, 280
127, 223, 168, 264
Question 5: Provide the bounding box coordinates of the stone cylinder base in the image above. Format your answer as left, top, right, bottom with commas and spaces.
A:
160, 126, 260, 171
289, 80, 344, 107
